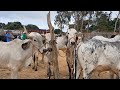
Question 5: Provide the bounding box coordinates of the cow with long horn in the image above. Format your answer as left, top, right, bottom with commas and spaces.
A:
22, 25, 49, 71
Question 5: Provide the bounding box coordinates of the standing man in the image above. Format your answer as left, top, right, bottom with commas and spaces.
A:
17, 33, 21, 39
21, 31, 27, 40
5, 31, 14, 42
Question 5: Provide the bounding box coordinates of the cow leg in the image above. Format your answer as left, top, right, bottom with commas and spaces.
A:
76, 64, 82, 79
32, 54, 35, 70
47, 61, 51, 79
11, 68, 19, 79
109, 71, 114, 79
71, 68, 74, 79
35, 57, 38, 71
89, 65, 119, 79
118, 70, 120, 79
66, 49, 72, 79
41, 54, 44, 64
66, 59, 71, 79
82, 63, 91, 79
37, 57, 39, 66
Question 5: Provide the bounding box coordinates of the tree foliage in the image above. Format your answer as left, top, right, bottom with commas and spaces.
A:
55, 11, 120, 32
54, 11, 71, 30
54, 29, 62, 34
25, 24, 39, 30
0, 22, 39, 31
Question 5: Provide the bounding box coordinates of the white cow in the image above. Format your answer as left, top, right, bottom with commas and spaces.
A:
0, 31, 47, 79
92, 35, 120, 42
29, 33, 55, 71
31, 34, 46, 71
43, 28, 79, 55
76, 39, 120, 79
44, 33, 68, 52
46, 28, 80, 79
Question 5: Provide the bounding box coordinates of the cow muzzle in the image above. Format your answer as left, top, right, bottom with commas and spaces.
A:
43, 49, 48, 53
47, 48, 53, 52
71, 41, 75, 45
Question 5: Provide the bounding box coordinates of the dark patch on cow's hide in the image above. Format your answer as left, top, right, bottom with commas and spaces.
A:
99, 41, 120, 51
65, 35, 68, 46
22, 42, 30, 50
42, 40, 45, 44
91, 48, 94, 54
103, 44, 106, 50
108, 41, 120, 50
88, 39, 120, 53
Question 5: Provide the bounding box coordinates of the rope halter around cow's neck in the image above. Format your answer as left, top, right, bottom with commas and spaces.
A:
31, 42, 46, 54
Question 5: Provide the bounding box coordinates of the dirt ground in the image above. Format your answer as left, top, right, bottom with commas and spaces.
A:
0, 50, 117, 79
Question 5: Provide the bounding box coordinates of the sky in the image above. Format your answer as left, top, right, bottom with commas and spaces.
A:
0, 11, 119, 32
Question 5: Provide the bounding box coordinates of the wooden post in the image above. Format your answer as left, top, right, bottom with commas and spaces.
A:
47, 11, 59, 79
114, 11, 120, 32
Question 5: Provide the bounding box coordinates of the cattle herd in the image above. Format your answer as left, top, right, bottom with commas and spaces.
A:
1, 13, 120, 79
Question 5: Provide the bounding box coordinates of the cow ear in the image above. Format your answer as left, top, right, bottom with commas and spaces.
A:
65, 35, 68, 46
21, 41, 31, 50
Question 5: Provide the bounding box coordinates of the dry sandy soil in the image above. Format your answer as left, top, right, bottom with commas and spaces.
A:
0, 50, 117, 79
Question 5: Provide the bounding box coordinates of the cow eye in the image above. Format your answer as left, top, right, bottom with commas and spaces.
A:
34, 39, 37, 41
68, 33, 69, 34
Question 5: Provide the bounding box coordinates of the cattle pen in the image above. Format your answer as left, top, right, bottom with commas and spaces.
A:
0, 11, 119, 79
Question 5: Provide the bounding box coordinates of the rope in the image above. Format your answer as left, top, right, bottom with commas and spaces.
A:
56, 36, 77, 57
31, 42, 46, 54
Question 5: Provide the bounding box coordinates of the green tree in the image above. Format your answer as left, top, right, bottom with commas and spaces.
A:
26, 24, 39, 30
86, 11, 94, 32
89, 11, 114, 32
54, 11, 71, 31
4, 22, 23, 30
54, 29, 62, 34
0, 23, 5, 29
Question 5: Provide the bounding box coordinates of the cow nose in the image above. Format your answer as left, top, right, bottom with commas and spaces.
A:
71, 42, 75, 45
43, 49, 48, 53
48, 48, 53, 52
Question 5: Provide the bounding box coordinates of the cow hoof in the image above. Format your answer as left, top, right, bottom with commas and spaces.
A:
47, 77, 50, 79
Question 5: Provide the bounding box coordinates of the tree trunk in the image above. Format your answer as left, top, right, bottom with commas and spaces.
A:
47, 11, 59, 79
60, 23, 62, 34
114, 11, 120, 32
80, 16, 84, 33
87, 12, 92, 33
87, 19, 90, 33
108, 11, 112, 21
118, 19, 120, 33
74, 11, 78, 31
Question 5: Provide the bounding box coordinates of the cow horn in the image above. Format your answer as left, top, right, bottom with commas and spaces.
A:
23, 25, 29, 38
23, 25, 28, 33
